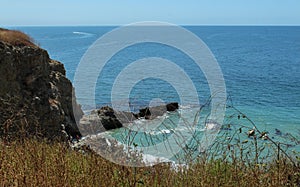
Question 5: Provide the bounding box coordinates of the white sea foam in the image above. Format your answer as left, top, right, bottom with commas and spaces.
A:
105, 138, 111, 146
142, 153, 171, 165
205, 121, 221, 130
179, 105, 192, 109
148, 129, 173, 135
141, 153, 189, 172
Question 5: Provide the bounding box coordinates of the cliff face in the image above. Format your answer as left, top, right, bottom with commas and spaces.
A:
0, 41, 83, 140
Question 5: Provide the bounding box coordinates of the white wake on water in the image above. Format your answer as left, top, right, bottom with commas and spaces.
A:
72, 31, 94, 38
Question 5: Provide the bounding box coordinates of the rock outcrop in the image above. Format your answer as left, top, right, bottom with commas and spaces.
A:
0, 40, 83, 140
135, 102, 179, 119
78, 103, 179, 135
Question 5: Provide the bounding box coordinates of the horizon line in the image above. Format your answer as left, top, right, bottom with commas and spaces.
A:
3, 24, 300, 27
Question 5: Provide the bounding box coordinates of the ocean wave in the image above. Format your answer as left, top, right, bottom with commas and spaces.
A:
142, 153, 171, 164
205, 121, 221, 130
141, 153, 189, 171
148, 129, 173, 135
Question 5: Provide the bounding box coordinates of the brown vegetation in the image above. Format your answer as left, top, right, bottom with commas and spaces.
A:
0, 139, 299, 187
0, 28, 36, 47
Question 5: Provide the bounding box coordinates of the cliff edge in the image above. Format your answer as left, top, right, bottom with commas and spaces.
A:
0, 29, 83, 140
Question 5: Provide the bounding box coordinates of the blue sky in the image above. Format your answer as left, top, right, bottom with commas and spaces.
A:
1, 0, 300, 26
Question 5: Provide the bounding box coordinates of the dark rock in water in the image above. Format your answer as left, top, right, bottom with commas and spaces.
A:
166, 102, 179, 111
0, 39, 83, 141
275, 128, 282, 136
221, 124, 232, 131
97, 106, 123, 130
80, 102, 179, 132
137, 107, 152, 119
136, 102, 179, 119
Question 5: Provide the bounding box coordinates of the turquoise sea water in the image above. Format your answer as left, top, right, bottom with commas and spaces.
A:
11, 26, 300, 160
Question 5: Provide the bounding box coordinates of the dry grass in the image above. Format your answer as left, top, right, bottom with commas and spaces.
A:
0, 28, 36, 47
0, 138, 299, 187
0, 100, 299, 186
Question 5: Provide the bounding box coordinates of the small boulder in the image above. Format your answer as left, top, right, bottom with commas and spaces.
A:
97, 106, 123, 130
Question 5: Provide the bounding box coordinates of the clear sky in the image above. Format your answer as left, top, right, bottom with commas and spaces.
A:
1, 0, 300, 26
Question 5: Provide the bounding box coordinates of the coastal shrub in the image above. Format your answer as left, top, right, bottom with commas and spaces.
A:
0, 28, 36, 47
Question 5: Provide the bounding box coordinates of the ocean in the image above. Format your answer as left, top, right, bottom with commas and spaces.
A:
11, 26, 300, 164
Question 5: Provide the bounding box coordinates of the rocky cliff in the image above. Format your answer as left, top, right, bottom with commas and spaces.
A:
0, 39, 83, 140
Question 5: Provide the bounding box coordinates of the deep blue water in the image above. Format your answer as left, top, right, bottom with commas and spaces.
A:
11, 26, 300, 137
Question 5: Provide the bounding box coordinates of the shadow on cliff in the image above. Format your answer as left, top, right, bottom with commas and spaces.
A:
0, 28, 83, 141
